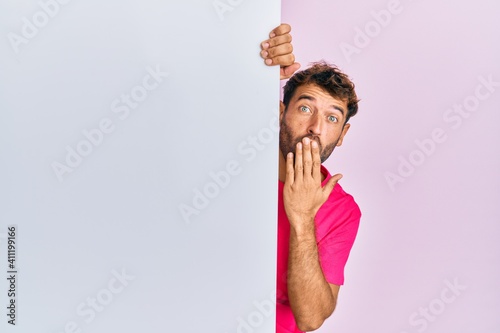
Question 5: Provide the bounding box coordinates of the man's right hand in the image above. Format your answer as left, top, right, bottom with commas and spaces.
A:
260, 23, 301, 80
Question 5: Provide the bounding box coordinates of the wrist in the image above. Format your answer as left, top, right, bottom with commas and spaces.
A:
288, 214, 316, 239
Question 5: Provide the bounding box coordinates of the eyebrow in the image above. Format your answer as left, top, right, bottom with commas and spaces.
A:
297, 94, 345, 115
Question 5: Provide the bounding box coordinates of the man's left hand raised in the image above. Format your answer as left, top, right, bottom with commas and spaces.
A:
283, 137, 341, 227
260, 23, 301, 80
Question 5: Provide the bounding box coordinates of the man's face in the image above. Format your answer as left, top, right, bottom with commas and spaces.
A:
279, 83, 351, 163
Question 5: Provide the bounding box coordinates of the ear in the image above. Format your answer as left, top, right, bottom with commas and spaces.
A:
279, 101, 285, 122
336, 123, 350, 147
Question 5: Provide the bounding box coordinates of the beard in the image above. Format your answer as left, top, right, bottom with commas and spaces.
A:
279, 118, 338, 164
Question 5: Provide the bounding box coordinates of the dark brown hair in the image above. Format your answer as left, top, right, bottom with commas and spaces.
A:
283, 61, 360, 123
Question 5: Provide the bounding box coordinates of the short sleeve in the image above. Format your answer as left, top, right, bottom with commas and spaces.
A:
315, 188, 361, 285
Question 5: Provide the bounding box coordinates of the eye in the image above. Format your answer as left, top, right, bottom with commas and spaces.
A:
300, 106, 311, 113
328, 115, 338, 123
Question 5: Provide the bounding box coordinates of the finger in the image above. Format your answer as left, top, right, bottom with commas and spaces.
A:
260, 41, 270, 51
265, 53, 295, 67
294, 142, 304, 183
311, 139, 322, 181
270, 23, 291, 38
280, 62, 301, 80
266, 43, 293, 59
267, 34, 293, 50
323, 173, 343, 196
302, 137, 313, 178
261, 34, 292, 50
261, 43, 293, 60
285, 152, 295, 185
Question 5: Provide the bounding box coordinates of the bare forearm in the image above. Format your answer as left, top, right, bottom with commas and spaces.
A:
287, 215, 336, 331
282, 138, 342, 331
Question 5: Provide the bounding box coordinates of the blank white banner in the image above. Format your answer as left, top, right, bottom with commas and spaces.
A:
0, 0, 280, 332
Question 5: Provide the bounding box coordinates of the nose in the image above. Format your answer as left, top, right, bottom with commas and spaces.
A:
307, 114, 322, 136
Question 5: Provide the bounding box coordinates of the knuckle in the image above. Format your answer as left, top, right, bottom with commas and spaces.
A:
279, 34, 291, 45
280, 55, 294, 67
275, 55, 286, 65
278, 45, 289, 55
281, 23, 291, 33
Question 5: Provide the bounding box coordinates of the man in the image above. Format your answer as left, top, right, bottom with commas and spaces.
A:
261, 24, 361, 332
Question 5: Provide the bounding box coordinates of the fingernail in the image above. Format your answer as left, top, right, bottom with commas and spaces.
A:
265, 59, 272, 65
262, 42, 269, 49
297, 142, 302, 149
270, 32, 276, 38
311, 140, 318, 148
262, 51, 268, 58
303, 137, 310, 145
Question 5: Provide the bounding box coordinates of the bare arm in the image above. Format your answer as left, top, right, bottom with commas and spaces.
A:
283, 137, 342, 331
288, 217, 339, 331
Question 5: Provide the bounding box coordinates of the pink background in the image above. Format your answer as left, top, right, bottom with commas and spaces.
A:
283, 0, 500, 332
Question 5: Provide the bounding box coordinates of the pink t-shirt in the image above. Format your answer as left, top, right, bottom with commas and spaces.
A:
276, 165, 361, 333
